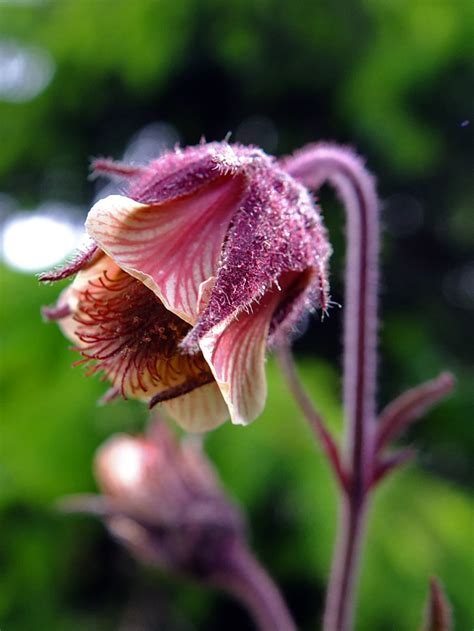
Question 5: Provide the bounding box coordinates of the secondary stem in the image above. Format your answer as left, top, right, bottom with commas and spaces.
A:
276, 346, 348, 491
213, 541, 297, 631
283, 144, 380, 631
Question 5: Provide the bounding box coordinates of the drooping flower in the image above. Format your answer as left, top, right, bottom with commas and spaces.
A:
42, 142, 331, 430
60, 421, 296, 630
60, 421, 243, 576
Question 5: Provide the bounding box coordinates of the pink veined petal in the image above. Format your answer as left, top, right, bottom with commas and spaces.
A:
85, 175, 245, 324
162, 382, 229, 433
198, 287, 283, 426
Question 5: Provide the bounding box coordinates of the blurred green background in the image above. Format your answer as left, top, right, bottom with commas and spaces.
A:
0, 1, 473, 629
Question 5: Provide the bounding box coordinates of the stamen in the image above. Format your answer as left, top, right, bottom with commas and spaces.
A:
72, 268, 213, 398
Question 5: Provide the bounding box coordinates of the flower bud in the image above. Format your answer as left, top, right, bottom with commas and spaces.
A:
60, 421, 296, 629
79, 422, 243, 578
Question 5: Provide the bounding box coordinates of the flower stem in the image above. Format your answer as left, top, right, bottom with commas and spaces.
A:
323, 496, 368, 631
212, 541, 297, 631
283, 144, 380, 631
276, 346, 348, 491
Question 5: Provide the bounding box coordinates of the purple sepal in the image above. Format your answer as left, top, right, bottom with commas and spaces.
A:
39, 241, 99, 282
180, 152, 330, 350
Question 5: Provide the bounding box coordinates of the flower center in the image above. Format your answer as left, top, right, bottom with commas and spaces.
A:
73, 267, 213, 398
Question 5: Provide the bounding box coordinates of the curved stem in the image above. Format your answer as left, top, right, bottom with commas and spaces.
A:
212, 541, 297, 631
283, 143, 380, 631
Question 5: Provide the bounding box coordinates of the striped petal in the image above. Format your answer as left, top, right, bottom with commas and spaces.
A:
85, 175, 245, 324
162, 382, 229, 433
198, 286, 283, 426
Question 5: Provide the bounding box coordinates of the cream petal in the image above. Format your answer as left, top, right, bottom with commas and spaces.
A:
198, 288, 282, 426
127, 350, 218, 404
85, 175, 245, 324
162, 381, 229, 433
55, 287, 81, 345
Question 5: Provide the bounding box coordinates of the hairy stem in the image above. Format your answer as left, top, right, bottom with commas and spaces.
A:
283, 143, 380, 631
212, 542, 297, 631
276, 346, 348, 491
323, 497, 368, 631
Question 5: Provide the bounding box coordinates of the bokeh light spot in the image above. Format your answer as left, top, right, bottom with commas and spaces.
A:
0, 39, 54, 103
1, 212, 84, 272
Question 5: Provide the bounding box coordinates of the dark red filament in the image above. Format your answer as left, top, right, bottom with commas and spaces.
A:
72, 268, 213, 398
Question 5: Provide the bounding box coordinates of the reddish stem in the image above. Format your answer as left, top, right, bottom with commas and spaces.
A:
212, 541, 297, 631
421, 576, 453, 631
61, 495, 296, 630
371, 447, 416, 487
276, 346, 349, 492
283, 143, 379, 631
322, 496, 368, 631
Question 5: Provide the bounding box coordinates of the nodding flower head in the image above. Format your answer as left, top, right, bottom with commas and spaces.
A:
42, 142, 331, 431
67, 422, 243, 579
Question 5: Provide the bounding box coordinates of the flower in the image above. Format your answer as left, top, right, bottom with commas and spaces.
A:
60, 421, 296, 630
61, 422, 243, 578
42, 142, 331, 430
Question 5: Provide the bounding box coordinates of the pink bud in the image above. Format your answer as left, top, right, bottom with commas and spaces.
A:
90, 423, 243, 576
